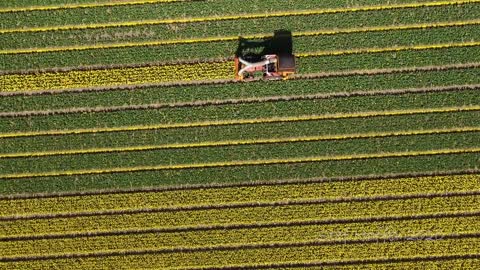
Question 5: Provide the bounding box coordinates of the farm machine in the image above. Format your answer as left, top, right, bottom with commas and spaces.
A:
234, 53, 296, 81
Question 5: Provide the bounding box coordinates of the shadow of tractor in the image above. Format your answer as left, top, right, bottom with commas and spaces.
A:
235, 30, 293, 63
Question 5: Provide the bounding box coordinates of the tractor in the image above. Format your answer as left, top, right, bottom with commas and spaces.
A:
234, 53, 296, 81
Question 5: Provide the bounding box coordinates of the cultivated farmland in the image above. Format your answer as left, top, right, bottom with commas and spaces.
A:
0, 0, 479, 269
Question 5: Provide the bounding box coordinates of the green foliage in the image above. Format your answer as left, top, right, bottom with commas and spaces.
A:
2, 67, 480, 112
3, 4, 478, 49
0, 0, 440, 28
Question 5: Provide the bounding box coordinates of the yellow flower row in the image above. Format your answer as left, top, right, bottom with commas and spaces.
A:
286, 260, 480, 270
2, 195, 477, 238
2, 173, 478, 218
0, 61, 233, 92
5, 238, 479, 269
2, 215, 478, 258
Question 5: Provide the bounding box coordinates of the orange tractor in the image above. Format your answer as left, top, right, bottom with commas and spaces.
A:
234, 53, 296, 81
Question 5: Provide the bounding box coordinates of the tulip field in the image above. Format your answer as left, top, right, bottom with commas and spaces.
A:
1, 0, 479, 268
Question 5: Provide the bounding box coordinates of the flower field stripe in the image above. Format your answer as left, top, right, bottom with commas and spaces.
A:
296, 41, 480, 58
3, 190, 479, 222
3, 83, 479, 117
4, 2, 480, 52
5, 152, 476, 195
1, 170, 475, 200
1, 232, 478, 263
1, 174, 478, 218
0, 0, 191, 14
1, 194, 477, 239
281, 258, 480, 270
2, 62, 478, 96
1, 237, 479, 268
292, 62, 480, 82
2, 19, 480, 55
211, 255, 480, 270
3, 130, 478, 176
4, 96, 476, 160
0, 57, 230, 75
1, 42, 479, 92
4, 210, 478, 242
2, 63, 478, 97
295, 18, 480, 38
3, 255, 480, 270
1, 147, 479, 180
2, 214, 479, 259
0, 77, 236, 96
1, 126, 478, 159
4, 256, 480, 270
4, 40, 479, 78
0, 105, 478, 139
1, 0, 478, 34
0, 61, 233, 92
0, 175, 480, 221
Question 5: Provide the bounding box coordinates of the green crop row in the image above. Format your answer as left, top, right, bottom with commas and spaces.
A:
296, 46, 480, 74
1, 173, 477, 218
1, 194, 477, 237
2, 214, 478, 258
1, 110, 477, 154
1, 132, 478, 176
0, 0, 115, 9
3, 237, 479, 269
0, 0, 444, 29
2, 152, 478, 195
2, 35, 479, 74
2, 65, 480, 113
3, 37, 480, 75
0, 89, 478, 133
2, 3, 477, 49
